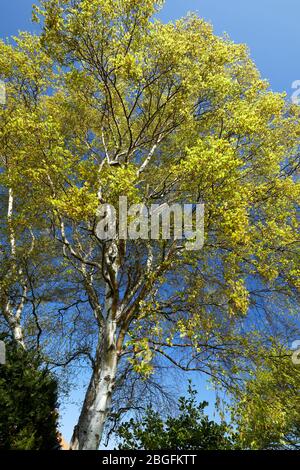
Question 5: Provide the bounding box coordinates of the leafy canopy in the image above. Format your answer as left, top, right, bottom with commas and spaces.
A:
0, 0, 299, 429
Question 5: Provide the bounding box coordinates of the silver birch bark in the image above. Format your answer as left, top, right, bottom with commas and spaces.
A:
1, 186, 27, 348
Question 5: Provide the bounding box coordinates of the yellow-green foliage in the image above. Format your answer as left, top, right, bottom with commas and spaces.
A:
0, 0, 299, 389
232, 351, 300, 449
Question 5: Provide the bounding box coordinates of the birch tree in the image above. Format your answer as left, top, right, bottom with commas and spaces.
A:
1, 0, 299, 450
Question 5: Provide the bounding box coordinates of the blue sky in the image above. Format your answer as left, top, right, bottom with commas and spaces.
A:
1, 0, 299, 445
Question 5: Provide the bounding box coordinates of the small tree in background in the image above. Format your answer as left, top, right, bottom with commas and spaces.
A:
0, 338, 59, 450
116, 384, 235, 450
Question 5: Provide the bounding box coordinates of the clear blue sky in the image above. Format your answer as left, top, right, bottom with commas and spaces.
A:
1, 0, 299, 444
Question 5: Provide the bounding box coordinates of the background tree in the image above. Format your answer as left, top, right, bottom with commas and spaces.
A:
0, 33, 97, 373
116, 383, 235, 450
0, 337, 59, 450
0, 0, 299, 450
0, 32, 55, 348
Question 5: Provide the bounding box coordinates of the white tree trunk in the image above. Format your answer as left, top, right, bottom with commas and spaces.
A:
3, 302, 26, 349
3, 186, 26, 349
70, 206, 121, 449
70, 320, 119, 450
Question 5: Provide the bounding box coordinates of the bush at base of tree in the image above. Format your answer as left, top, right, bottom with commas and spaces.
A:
0, 338, 59, 450
116, 384, 235, 450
